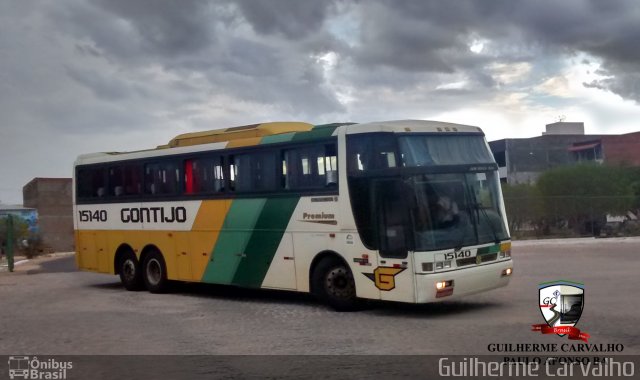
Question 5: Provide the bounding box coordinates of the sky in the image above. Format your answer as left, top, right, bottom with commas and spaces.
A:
2, 0, 640, 205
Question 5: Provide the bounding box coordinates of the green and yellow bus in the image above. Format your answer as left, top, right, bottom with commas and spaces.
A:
74, 120, 513, 310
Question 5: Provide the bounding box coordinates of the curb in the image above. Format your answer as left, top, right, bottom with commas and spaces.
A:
0, 252, 75, 274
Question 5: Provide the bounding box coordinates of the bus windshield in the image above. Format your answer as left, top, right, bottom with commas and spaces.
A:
406, 171, 509, 251
347, 132, 509, 253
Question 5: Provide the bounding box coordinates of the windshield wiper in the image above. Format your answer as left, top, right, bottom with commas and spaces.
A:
466, 184, 501, 245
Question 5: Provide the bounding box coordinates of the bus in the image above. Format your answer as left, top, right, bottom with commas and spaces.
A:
73, 120, 513, 310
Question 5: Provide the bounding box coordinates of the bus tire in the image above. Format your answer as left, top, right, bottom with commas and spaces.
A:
142, 250, 169, 293
118, 251, 143, 291
312, 257, 360, 311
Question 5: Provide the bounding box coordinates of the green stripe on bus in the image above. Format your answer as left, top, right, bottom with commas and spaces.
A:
260, 132, 296, 145
231, 196, 300, 287
477, 244, 500, 254
201, 198, 266, 284
291, 125, 338, 142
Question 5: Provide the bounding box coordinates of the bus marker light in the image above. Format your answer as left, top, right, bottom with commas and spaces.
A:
422, 262, 433, 272
393, 263, 401, 268
329, 233, 335, 238
444, 260, 451, 268
435, 262, 443, 270
502, 268, 513, 276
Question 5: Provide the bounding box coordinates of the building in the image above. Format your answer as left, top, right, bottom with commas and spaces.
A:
543, 121, 585, 135
569, 132, 640, 166
489, 122, 640, 184
22, 178, 74, 252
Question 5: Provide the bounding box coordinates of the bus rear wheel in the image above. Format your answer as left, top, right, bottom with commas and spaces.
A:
312, 257, 360, 311
142, 250, 168, 293
119, 251, 143, 291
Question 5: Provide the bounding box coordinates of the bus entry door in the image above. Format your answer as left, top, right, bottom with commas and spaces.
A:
372, 179, 416, 303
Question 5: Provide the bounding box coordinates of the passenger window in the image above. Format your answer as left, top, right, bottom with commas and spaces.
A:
108, 166, 124, 196
231, 152, 277, 192
185, 157, 225, 194
283, 144, 338, 190
123, 165, 143, 195
144, 161, 181, 195
77, 167, 107, 199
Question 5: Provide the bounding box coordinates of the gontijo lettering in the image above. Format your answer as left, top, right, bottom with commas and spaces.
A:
121, 206, 187, 223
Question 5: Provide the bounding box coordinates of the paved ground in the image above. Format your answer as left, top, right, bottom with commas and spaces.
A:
0, 238, 638, 356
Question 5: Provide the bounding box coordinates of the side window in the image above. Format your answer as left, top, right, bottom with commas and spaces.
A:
77, 167, 107, 198
109, 164, 143, 197
347, 134, 397, 173
283, 144, 338, 190
185, 156, 225, 194
108, 166, 124, 196
231, 152, 277, 193
123, 165, 143, 196
144, 161, 181, 195
320, 144, 338, 187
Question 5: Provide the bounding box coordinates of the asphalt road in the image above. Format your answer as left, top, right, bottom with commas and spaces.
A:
1, 238, 639, 356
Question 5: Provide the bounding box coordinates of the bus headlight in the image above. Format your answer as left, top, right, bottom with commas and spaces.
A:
435, 280, 454, 298
436, 280, 453, 290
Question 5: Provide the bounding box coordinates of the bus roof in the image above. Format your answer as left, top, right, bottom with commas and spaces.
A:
74, 120, 483, 166
343, 120, 483, 135
159, 121, 315, 148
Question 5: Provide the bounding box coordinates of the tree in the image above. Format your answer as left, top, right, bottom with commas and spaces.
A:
501, 182, 544, 234
536, 164, 635, 234
0, 215, 41, 258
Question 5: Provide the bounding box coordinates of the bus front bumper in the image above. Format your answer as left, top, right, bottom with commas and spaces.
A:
414, 259, 513, 303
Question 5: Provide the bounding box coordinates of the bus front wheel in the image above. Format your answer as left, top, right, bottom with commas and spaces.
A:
312, 257, 359, 311
142, 250, 168, 293
119, 251, 143, 291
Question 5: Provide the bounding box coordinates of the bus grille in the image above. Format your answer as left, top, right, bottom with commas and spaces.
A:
457, 257, 476, 267
480, 253, 498, 262
457, 253, 498, 267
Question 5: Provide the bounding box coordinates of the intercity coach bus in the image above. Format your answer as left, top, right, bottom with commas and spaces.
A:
74, 120, 513, 310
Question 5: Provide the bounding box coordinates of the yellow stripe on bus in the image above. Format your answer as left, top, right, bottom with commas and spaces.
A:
75, 200, 233, 282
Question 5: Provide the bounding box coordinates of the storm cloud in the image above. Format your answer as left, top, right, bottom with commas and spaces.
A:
1, 0, 640, 203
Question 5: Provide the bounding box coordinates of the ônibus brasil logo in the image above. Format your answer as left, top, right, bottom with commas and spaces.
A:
7, 356, 73, 379
532, 280, 590, 342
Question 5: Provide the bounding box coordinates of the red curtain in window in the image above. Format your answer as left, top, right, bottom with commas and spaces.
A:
185, 160, 194, 194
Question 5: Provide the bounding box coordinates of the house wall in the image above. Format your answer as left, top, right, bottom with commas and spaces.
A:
23, 178, 74, 252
